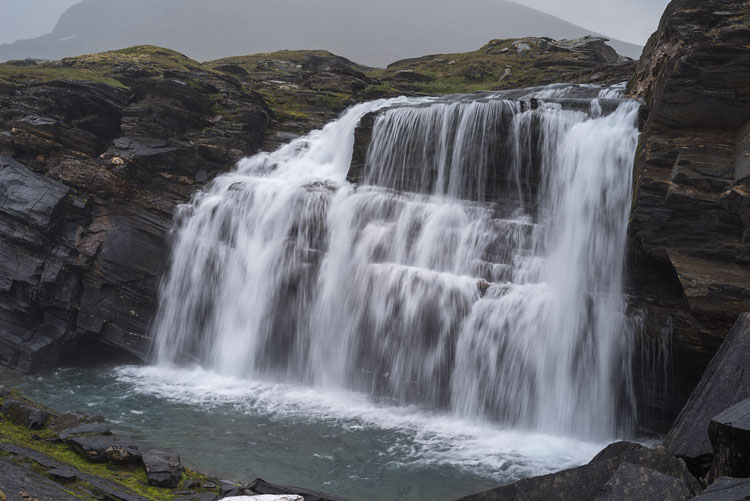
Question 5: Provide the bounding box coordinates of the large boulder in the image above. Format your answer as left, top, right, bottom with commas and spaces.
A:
708, 399, 750, 481
457, 442, 700, 500
142, 449, 182, 488
594, 462, 691, 501
0, 399, 50, 429
664, 314, 750, 467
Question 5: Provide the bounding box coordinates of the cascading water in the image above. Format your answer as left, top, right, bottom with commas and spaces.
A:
152, 86, 640, 447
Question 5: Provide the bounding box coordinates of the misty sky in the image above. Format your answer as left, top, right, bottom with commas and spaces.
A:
0, 0, 669, 46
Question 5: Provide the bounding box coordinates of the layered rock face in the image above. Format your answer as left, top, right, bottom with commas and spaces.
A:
627, 0, 750, 422
0, 48, 270, 371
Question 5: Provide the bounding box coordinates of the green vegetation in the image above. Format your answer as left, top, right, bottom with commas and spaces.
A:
0, 394, 218, 500
0, 38, 632, 141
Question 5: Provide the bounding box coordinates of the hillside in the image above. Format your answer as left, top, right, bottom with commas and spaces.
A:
0, 0, 642, 67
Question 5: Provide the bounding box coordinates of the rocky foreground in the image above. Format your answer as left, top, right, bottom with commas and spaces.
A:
0, 389, 345, 501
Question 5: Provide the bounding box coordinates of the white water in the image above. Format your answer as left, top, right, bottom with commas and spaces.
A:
151, 86, 640, 473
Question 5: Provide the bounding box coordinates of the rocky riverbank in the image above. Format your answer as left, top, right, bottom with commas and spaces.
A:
0, 388, 346, 501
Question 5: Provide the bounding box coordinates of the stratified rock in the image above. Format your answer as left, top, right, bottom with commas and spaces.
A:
0, 457, 78, 501
0, 155, 69, 232
664, 314, 750, 464
57, 421, 111, 440
457, 443, 700, 500
693, 477, 750, 501
593, 462, 691, 501
708, 399, 750, 481
0, 399, 50, 429
0, 47, 270, 372
627, 0, 750, 428
66, 435, 142, 464
142, 449, 182, 488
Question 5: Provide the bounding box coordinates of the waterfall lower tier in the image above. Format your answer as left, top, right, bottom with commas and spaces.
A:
152, 85, 640, 442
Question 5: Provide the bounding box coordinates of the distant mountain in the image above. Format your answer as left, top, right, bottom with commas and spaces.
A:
0, 0, 642, 67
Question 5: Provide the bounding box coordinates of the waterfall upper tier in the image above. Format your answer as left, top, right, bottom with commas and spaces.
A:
152, 84, 639, 441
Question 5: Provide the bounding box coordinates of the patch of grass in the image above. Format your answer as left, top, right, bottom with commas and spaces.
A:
0, 64, 126, 88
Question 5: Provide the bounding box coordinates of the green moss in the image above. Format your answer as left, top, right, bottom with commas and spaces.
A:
0, 410, 218, 500
0, 64, 127, 88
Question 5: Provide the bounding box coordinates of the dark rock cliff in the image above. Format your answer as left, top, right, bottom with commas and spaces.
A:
0, 47, 270, 371
627, 0, 750, 424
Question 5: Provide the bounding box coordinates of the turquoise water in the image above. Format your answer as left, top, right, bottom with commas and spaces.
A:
0, 364, 605, 500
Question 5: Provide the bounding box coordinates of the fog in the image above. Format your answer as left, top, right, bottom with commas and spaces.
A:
0, 0, 653, 66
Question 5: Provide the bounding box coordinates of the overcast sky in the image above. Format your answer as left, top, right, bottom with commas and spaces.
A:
514, 0, 670, 45
0, 0, 670, 46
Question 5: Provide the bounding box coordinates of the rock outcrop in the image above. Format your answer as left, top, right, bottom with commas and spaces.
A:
0, 47, 270, 372
458, 441, 700, 500
627, 0, 750, 423
708, 399, 750, 481
664, 314, 750, 469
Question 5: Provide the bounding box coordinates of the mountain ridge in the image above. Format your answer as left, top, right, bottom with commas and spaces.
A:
0, 0, 643, 67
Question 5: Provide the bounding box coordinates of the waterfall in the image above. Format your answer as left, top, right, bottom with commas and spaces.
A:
152, 86, 640, 441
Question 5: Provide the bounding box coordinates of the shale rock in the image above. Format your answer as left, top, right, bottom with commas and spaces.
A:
458, 442, 700, 500
0, 399, 50, 429
708, 399, 750, 481
66, 434, 142, 464
665, 314, 750, 465
693, 477, 750, 501
627, 0, 750, 425
0, 47, 270, 372
593, 462, 691, 501
142, 449, 183, 488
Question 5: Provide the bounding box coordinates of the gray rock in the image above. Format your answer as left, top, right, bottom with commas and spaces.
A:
0, 456, 78, 500
48, 467, 78, 483
708, 399, 750, 481
0, 155, 69, 233
665, 314, 750, 462
66, 434, 142, 464
142, 449, 182, 488
57, 421, 111, 440
593, 462, 691, 500
693, 477, 750, 501
0, 399, 50, 429
457, 443, 700, 500
590, 441, 646, 463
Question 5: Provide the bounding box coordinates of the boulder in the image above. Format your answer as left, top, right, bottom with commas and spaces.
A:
66, 435, 142, 464
142, 449, 182, 488
0, 399, 50, 430
693, 477, 750, 501
664, 314, 750, 464
708, 399, 750, 481
457, 443, 700, 500
593, 462, 691, 501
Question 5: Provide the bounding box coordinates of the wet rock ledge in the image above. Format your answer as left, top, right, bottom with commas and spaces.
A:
0, 389, 345, 501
